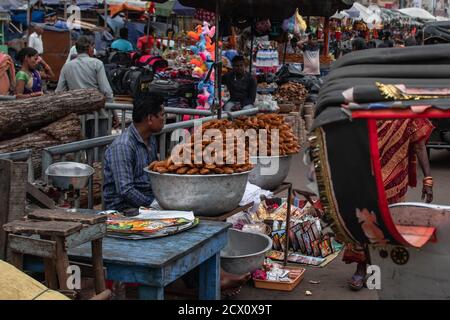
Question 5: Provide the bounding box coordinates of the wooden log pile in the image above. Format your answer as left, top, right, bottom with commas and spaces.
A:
0, 89, 105, 140
0, 89, 106, 177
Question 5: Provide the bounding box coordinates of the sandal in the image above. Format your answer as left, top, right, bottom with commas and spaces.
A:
347, 274, 367, 291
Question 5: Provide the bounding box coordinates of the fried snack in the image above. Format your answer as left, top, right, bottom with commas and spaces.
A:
187, 168, 200, 175
176, 167, 190, 174
200, 168, 211, 175
155, 166, 169, 174
222, 167, 234, 174
148, 114, 300, 175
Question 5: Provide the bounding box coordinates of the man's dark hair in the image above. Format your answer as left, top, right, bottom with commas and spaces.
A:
17, 47, 38, 63
232, 55, 245, 65
144, 24, 155, 35
352, 37, 367, 51
119, 28, 128, 39
76, 36, 92, 54
132, 94, 165, 123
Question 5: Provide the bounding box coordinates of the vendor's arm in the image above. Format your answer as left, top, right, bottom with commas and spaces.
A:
96, 61, 114, 102
39, 58, 55, 80
110, 144, 154, 208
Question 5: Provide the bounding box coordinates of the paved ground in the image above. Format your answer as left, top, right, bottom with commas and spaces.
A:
231, 149, 450, 300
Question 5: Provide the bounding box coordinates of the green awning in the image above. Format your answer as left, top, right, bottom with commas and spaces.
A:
155, 0, 175, 17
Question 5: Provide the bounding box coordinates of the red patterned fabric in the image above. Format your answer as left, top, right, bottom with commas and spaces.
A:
195, 8, 215, 24
377, 119, 434, 205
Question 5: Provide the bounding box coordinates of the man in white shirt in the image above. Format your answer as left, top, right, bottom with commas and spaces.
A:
298, 34, 323, 76
28, 26, 44, 55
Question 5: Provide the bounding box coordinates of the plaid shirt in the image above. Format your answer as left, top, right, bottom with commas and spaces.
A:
103, 123, 158, 211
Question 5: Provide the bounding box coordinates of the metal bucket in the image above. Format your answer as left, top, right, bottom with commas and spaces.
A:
144, 169, 250, 216
221, 228, 273, 275
249, 155, 293, 190
45, 162, 94, 190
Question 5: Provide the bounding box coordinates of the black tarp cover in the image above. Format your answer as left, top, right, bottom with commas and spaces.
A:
310, 43, 450, 247
177, 0, 354, 19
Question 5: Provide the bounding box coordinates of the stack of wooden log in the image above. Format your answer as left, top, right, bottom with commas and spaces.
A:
0, 89, 106, 176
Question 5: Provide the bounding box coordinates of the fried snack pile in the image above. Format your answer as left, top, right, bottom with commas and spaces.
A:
233, 114, 300, 156
274, 82, 308, 103
148, 114, 300, 175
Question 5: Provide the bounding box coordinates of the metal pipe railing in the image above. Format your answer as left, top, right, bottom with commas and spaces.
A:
0, 95, 16, 101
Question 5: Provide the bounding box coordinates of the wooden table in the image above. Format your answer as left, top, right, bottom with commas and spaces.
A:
25, 220, 231, 300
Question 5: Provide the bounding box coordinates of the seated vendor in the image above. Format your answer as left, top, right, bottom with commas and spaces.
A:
222, 55, 257, 112
103, 93, 251, 295
103, 94, 165, 212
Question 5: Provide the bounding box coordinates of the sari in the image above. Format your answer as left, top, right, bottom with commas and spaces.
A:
343, 118, 434, 264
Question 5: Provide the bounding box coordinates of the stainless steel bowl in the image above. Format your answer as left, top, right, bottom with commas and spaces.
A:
249, 155, 293, 190
221, 228, 273, 275
45, 162, 95, 190
144, 168, 250, 216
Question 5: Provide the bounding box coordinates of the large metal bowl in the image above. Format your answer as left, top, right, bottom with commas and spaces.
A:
249, 155, 293, 190
145, 169, 250, 216
45, 162, 95, 190
221, 228, 273, 275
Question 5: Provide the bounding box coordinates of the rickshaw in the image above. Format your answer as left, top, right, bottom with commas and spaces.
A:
311, 43, 450, 299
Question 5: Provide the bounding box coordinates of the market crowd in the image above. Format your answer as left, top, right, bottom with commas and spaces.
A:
0, 18, 439, 297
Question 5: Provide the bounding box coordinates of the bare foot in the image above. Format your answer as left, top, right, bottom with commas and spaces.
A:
220, 271, 251, 291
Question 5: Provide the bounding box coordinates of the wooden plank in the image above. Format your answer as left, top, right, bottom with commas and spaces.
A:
8, 234, 56, 259
28, 209, 107, 225
65, 224, 106, 250
3, 220, 83, 237
0, 160, 27, 261
9, 251, 23, 271
7, 161, 28, 222
91, 239, 106, 294
54, 237, 70, 291
199, 253, 220, 300
26, 183, 56, 209
0, 159, 11, 260
68, 221, 231, 268
44, 258, 59, 290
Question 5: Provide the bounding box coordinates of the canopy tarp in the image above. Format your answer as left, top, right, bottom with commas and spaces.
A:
155, 0, 194, 16
399, 7, 436, 21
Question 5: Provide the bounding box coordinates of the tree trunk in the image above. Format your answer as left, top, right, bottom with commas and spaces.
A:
0, 114, 81, 176
0, 89, 105, 141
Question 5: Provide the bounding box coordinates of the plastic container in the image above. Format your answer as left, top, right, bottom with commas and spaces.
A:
253, 266, 305, 291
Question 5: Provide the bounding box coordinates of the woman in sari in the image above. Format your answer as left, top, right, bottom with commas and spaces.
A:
345, 118, 434, 291
15, 47, 53, 99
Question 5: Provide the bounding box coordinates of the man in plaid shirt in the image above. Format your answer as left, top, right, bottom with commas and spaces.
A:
103, 94, 165, 212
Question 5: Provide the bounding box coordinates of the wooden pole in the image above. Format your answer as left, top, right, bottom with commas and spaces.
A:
215, 0, 221, 120
26, 0, 31, 44
283, 183, 293, 267
104, 0, 108, 28
323, 17, 330, 57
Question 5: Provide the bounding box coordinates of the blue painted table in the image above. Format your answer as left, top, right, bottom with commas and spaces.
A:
27, 220, 231, 300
